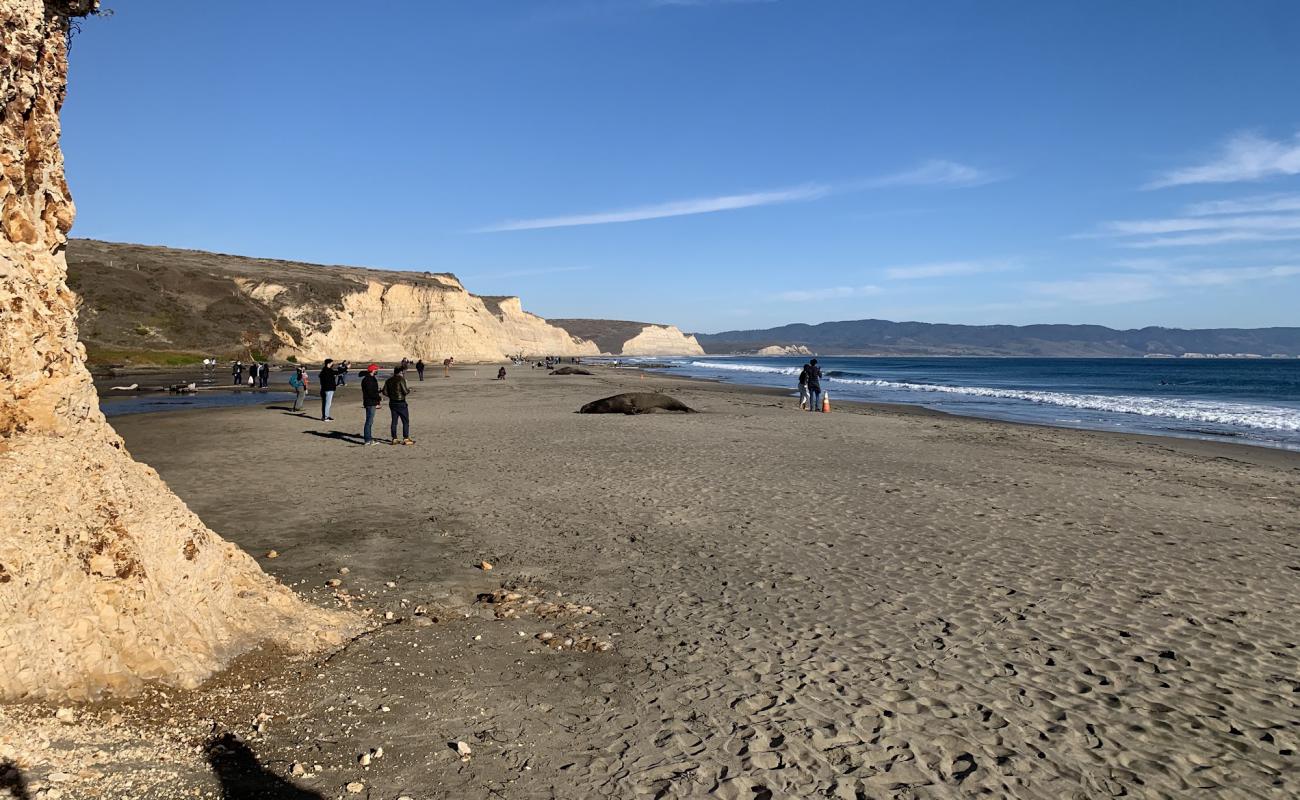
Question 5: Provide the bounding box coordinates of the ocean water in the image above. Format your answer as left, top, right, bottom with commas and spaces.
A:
623, 356, 1300, 451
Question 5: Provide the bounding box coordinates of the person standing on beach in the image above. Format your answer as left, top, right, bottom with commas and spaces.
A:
798, 362, 811, 410
416, 359, 425, 381
233, 361, 243, 386
258, 361, 270, 388
806, 358, 823, 412
290, 365, 309, 412
360, 363, 382, 445
384, 363, 413, 445
318, 358, 338, 421
442, 356, 454, 377
335, 360, 349, 388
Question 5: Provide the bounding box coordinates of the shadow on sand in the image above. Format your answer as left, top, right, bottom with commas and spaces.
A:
0, 761, 30, 800
205, 734, 323, 800
303, 429, 363, 444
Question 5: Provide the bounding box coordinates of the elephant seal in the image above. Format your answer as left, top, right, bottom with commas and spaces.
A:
579, 392, 696, 415
550, 367, 593, 375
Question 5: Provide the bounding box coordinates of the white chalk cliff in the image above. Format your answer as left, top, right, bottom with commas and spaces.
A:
0, 0, 361, 702
240, 275, 599, 362
619, 324, 705, 356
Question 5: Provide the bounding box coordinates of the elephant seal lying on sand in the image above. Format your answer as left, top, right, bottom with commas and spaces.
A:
550, 367, 593, 375
579, 392, 696, 415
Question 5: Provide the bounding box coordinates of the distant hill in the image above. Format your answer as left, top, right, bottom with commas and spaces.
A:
548, 319, 705, 356
695, 319, 1300, 358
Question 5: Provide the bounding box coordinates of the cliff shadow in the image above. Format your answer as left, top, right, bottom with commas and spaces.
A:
0, 761, 30, 800
205, 734, 323, 800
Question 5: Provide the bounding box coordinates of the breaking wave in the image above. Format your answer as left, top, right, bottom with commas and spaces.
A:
684, 360, 1300, 433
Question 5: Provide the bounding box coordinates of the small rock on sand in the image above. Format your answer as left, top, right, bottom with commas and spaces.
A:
346, 781, 365, 794
478, 561, 493, 571
265, 550, 278, 559
455, 740, 472, 757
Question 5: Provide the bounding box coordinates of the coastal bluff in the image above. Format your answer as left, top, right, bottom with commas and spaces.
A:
66, 240, 701, 362
0, 0, 360, 702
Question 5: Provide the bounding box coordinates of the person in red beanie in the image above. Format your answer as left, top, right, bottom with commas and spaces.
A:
360, 363, 383, 445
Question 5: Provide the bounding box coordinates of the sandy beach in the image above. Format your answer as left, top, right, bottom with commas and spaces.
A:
3, 366, 1297, 799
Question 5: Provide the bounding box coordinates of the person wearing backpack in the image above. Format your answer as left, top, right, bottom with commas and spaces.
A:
289, 366, 309, 412
384, 363, 413, 445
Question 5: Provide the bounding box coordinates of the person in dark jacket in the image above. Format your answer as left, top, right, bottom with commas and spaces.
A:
360, 363, 382, 445
798, 362, 811, 410
233, 361, 243, 386
415, 359, 425, 381
806, 358, 823, 412
258, 361, 270, 388
335, 360, 349, 387
384, 364, 413, 444
318, 359, 338, 420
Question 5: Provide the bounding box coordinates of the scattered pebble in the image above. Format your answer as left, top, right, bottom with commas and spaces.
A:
265, 550, 279, 558
478, 561, 493, 571
346, 781, 365, 794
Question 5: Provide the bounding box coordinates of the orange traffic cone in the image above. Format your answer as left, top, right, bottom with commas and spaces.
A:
822, 391, 831, 413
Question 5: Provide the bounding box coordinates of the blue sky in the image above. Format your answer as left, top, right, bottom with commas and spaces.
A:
63, 0, 1300, 332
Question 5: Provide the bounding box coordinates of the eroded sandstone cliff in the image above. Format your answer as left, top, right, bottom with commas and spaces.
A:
0, 0, 361, 701
66, 239, 600, 362
547, 318, 705, 356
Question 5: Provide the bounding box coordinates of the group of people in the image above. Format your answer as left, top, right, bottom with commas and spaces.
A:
309, 358, 417, 446
798, 358, 824, 412
232, 360, 270, 388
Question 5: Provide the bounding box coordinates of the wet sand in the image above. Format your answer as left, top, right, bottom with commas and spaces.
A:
3, 366, 1297, 799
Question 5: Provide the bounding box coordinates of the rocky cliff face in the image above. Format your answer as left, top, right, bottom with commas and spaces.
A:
620, 324, 705, 356
547, 319, 706, 356
257, 278, 599, 362
0, 0, 360, 701
66, 239, 599, 362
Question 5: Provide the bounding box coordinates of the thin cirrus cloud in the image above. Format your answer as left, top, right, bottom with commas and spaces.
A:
775, 285, 882, 303
862, 159, 999, 189
1085, 194, 1300, 248
475, 159, 993, 233
1145, 131, 1300, 189
1029, 264, 1300, 305
884, 260, 1013, 280
474, 184, 829, 233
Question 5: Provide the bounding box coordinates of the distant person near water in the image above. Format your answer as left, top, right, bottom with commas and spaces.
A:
360, 363, 382, 445
335, 360, 349, 387
318, 358, 338, 420
497, 366, 507, 380
258, 362, 269, 388
798, 362, 811, 410
805, 358, 823, 412
289, 365, 309, 412
443, 356, 454, 377
416, 359, 425, 381
232, 361, 243, 386
385, 363, 413, 445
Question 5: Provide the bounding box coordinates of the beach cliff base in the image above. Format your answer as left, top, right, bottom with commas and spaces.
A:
2, 367, 1294, 798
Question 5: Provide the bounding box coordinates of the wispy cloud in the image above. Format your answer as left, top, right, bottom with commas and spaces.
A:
461, 265, 592, 280
884, 259, 1013, 280
475, 184, 828, 232
775, 285, 882, 302
1146, 131, 1300, 189
864, 159, 999, 189
1029, 264, 1300, 305
1185, 193, 1300, 216
1085, 195, 1300, 247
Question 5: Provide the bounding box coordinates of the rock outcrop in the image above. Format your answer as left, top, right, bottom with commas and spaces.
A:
756, 344, 813, 356
66, 239, 598, 362
547, 319, 706, 356
0, 0, 360, 701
